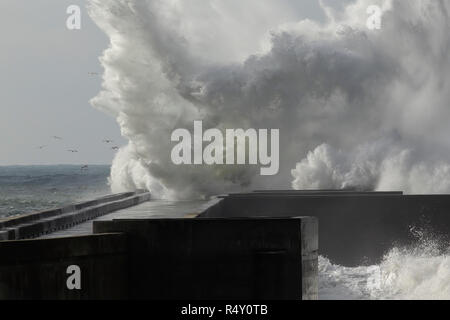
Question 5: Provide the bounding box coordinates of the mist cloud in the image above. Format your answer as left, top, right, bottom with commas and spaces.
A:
88, 0, 450, 198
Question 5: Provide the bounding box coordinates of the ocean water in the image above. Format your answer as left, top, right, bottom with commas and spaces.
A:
319, 239, 450, 300
0, 165, 111, 218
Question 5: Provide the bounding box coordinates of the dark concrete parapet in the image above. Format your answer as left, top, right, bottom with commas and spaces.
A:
0, 191, 151, 240
0, 216, 319, 300
0, 233, 128, 300
226, 191, 403, 197
94, 217, 318, 300
251, 190, 403, 195
199, 191, 450, 266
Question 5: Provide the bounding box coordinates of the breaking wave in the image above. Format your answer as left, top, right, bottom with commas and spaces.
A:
88, 0, 450, 198
319, 231, 450, 300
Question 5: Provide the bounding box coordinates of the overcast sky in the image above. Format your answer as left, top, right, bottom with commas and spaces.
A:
0, 0, 344, 166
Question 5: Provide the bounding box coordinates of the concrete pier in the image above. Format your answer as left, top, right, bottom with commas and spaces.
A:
40, 200, 209, 239
5, 188, 448, 299
200, 191, 450, 266
25, 189, 449, 267
0, 216, 318, 300
0, 191, 320, 300
0, 191, 151, 240
94, 217, 318, 300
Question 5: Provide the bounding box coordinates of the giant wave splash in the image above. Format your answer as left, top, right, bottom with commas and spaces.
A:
88, 0, 450, 198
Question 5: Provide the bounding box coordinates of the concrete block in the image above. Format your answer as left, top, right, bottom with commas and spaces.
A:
94, 217, 318, 300
199, 192, 450, 266
0, 233, 128, 300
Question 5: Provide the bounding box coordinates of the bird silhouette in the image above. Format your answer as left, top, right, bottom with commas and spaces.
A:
67, 149, 78, 153
103, 139, 113, 143
111, 146, 119, 150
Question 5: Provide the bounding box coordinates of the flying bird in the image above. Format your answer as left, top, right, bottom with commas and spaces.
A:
67, 149, 78, 153
103, 139, 113, 143
111, 146, 119, 150
81, 165, 89, 170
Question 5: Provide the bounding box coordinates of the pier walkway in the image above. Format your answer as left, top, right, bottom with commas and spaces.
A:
40, 200, 208, 238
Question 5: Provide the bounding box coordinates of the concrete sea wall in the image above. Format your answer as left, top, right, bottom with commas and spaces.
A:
0, 191, 151, 240
199, 191, 450, 266
0, 216, 318, 300
93, 217, 318, 300
0, 233, 128, 299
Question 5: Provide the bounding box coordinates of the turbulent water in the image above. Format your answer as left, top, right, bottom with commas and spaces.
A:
0, 165, 111, 218
319, 239, 450, 300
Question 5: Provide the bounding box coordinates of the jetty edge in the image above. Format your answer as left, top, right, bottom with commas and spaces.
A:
0, 190, 151, 240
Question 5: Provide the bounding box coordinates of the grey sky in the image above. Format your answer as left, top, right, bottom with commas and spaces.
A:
0, 0, 344, 165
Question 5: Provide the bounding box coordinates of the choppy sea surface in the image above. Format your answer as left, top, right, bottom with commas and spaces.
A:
0, 165, 111, 218
319, 247, 450, 300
